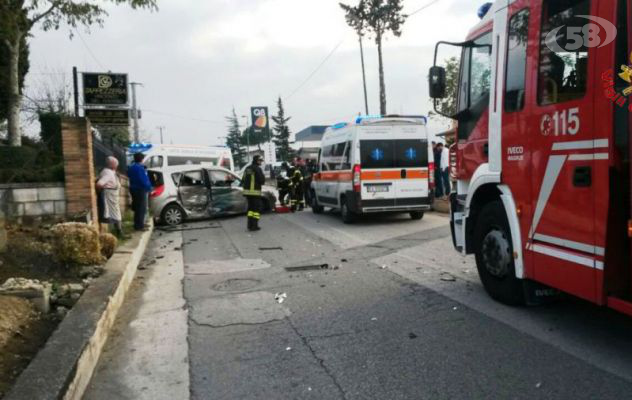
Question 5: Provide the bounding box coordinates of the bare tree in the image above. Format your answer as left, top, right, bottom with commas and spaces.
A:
0, 0, 158, 147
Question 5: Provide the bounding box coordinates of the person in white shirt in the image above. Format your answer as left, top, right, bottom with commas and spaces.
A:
96, 157, 123, 236
440, 144, 451, 198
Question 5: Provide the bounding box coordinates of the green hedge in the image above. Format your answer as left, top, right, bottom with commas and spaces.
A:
0, 164, 64, 183
0, 141, 64, 183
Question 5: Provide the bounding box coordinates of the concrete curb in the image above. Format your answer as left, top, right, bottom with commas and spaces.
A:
5, 224, 153, 400
432, 199, 450, 214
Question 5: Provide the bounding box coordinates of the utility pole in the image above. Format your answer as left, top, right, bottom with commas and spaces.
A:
156, 126, 165, 144
130, 82, 143, 143
72, 67, 80, 117
241, 115, 251, 164
359, 35, 369, 115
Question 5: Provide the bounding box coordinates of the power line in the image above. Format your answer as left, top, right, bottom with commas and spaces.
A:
408, 0, 442, 16
144, 109, 224, 124
74, 29, 106, 70
285, 38, 346, 101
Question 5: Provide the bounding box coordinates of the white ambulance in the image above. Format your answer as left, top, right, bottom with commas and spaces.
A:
310, 116, 435, 223
128, 144, 235, 171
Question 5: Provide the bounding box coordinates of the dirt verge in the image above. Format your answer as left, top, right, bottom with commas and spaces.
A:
0, 296, 58, 398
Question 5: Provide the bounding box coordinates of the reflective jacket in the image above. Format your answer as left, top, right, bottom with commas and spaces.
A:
242, 163, 265, 196
289, 168, 303, 188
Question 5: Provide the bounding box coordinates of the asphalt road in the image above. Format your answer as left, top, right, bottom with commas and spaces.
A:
86, 209, 632, 400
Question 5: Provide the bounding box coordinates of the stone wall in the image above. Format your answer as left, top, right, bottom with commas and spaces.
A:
0, 183, 66, 223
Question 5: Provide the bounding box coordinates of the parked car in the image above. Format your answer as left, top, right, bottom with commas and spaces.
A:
147, 165, 277, 226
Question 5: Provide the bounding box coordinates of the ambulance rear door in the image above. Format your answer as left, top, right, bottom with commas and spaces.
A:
392, 124, 430, 206
358, 126, 398, 208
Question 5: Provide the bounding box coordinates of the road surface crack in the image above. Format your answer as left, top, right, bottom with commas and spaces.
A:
189, 316, 285, 329
286, 317, 348, 400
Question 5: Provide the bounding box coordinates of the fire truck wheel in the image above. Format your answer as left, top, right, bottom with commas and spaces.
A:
474, 201, 526, 306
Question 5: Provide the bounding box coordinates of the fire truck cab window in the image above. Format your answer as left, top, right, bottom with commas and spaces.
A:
538, 0, 590, 105
457, 32, 492, 140
505, 9, 530, 112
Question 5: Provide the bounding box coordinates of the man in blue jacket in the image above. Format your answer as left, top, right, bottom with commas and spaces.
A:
127, 153, 152, 231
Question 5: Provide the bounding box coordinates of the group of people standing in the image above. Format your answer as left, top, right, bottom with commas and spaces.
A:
241, 155, 317, 232
433, 141, 451, 199
276, 157, 316, 212
96, 152, 153, 238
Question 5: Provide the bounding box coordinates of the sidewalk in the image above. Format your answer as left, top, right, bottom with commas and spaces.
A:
84, 230, 189, 400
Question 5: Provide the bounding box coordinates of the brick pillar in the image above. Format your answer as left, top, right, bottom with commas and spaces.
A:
62, 118, 98, 225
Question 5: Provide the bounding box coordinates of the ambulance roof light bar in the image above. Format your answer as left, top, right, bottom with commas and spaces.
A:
128, 143, 153, 153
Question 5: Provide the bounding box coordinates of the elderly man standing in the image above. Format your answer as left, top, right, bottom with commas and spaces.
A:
96, 156, 123, 237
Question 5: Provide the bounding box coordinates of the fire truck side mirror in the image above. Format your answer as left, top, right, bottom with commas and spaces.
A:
429, 66, 446, 99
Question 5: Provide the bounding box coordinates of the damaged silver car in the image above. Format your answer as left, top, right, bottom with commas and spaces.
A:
147, 165, 277, 226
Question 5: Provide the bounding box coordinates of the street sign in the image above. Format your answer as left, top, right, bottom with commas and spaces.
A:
85, 108, 130, 126
250, 106, 270, 135
83, 73, 128, 105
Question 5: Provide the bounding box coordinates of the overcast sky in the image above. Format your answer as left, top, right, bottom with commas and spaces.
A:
25, 0, 479, 145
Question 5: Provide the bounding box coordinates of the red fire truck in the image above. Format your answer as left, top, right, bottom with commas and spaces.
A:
429, 0, 632, 315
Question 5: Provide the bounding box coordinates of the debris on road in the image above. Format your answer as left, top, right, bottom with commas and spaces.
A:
285, 264, 330, 272
452, 306, 458, 311
536, 382, 542, 389
341, 258, 348, 263
275, 292, 287, 304
371, 317, 378, 321
286, 347, 292, 351
440, 273, 456, 282
380, 265, 388, 270
408, 332, 418, 339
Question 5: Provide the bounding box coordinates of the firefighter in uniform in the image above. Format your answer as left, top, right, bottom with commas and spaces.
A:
289, 165, 305, 212
276, 162, 291, 206
242, 155, 266, 231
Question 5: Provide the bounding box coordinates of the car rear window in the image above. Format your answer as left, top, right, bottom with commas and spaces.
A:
147, 171, 164, 186
360, 140, 428, 169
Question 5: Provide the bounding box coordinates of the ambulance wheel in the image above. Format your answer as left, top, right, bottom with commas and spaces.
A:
474, 201, 526, 306
410, 211, 424, 220
311, 191, 324, 214
340, 197, 355, 224
161, 204, 185, 226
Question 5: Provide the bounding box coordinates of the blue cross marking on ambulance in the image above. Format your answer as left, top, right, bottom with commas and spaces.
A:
405, 148, 417, 160
371, 148, 384, 161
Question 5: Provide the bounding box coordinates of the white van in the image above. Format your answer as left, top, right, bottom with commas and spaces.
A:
310, 116, 434, 223
128, 144, 235, 171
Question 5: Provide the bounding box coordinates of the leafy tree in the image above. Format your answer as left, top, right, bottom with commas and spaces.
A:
0, 0, 158, 147
99, 126, 131, 147
240, 126, 266, 151
429, 56, 460, 119
0, 34, 29, 123
340, 0, 406, 115
272, 96, 292, 161
225, 108, 245, 167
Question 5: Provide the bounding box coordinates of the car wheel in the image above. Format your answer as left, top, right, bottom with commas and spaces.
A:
474, 201, 526, 306
410, 211, 424, 220
161, 204, 185, 226
340, 197, 355, 224
311, 191, 324, 214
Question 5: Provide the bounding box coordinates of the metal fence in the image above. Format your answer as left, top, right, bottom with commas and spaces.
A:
92, 133, 128, 174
